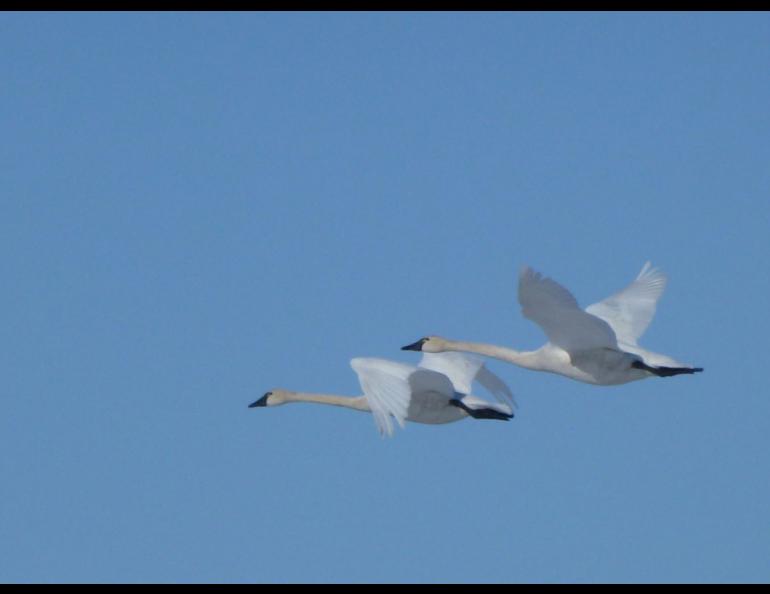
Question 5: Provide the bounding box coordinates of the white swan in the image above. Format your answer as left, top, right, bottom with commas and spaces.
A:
402, 262, 703, 386
249, 352, 515, 436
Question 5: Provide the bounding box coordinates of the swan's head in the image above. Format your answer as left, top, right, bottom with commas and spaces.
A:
249, 389, 290, 408
401, 336, 447, 353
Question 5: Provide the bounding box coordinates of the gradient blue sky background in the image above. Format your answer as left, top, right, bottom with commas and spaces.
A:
2, 12, 769, 583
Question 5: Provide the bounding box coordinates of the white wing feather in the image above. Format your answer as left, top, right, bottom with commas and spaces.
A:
417, 352, 484, 394
418, 352, 515, 409
585, 261, 667, 345
475, 365, 517, 409
518, 266, 618, 353
350, 358, 412, 436
350, 357, 455, 437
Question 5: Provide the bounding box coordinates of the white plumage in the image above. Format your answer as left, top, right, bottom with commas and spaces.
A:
403, 262, 703, 386
252, 352, 514, 437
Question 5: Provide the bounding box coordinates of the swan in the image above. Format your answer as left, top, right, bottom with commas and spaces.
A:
249, 352, 515, 436
402, 262, 703, 386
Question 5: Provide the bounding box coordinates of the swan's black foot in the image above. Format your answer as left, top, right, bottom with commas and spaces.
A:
631, 360, 704, 377
449, 399, 513, 421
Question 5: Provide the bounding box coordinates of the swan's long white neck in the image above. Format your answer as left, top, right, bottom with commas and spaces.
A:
438, 339, 545, 371
283, 392, 371, 412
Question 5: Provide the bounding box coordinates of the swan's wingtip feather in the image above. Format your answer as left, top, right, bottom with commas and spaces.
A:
638, 261, 666, 280
519, 264, 539, 279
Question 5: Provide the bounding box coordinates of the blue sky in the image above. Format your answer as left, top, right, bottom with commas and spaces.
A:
1, 12, 769, 583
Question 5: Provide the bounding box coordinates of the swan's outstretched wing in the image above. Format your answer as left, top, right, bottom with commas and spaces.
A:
585, 262, 667, 345
418, 352, 516, 409
518, 266, 618, 353
350, 358, 413, 436
350, 358, 454, 437
475, 365, 517, 410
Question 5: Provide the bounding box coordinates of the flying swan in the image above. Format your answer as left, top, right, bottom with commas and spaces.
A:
402, 262, 703, 386
249, 352, 515, 436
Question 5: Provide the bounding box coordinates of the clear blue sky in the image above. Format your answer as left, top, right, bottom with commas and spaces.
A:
2, 12, 769, 583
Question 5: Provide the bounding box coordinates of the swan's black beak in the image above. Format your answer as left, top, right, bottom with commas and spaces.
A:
401, 338, 427, 352
249, 392, 271, 408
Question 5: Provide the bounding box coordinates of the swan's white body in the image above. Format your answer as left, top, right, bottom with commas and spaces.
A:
251, 352, 515, 436
404, 262, 702, 386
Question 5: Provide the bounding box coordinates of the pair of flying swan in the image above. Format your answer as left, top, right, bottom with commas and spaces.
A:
250, 263, 703, 436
